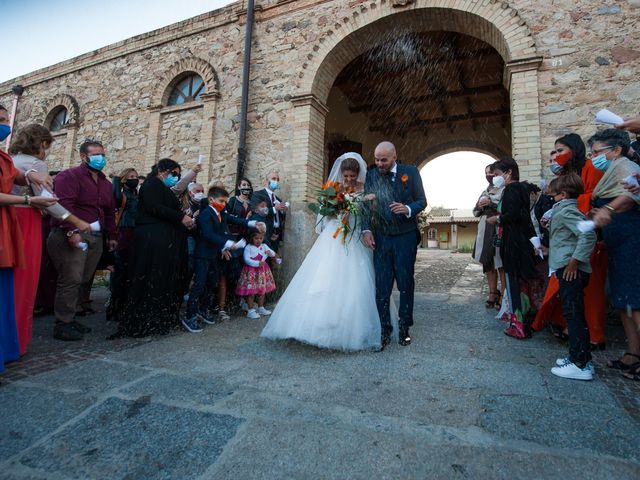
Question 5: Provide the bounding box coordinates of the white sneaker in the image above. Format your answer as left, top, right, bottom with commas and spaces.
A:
256, 306, 272, 316
555, 357, 595, 374
247, 309, 261, 320
239, 298, 248, 311
218, 310, 231, 322
551, 361, 593, 381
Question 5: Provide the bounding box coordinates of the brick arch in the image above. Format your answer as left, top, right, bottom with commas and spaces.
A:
417, 141, 508, 169
299, 0, 539, 103
152, 57, 219, 107
42, 94, 80, 127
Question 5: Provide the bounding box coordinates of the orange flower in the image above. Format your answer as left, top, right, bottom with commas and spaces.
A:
333, 226, 341, 239
401, 174, 409, 184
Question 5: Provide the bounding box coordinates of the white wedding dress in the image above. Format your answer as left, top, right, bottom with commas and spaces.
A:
260, 215, 382, 351
261, 152, 390, 351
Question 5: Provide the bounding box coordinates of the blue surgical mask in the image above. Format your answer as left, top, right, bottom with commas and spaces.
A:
269, 180, 280, 191
0, 124, 11, 141
163, 174, 179, 188
87, 154, 106, 171
549, 161, 564, 176
591, 154, 611, 172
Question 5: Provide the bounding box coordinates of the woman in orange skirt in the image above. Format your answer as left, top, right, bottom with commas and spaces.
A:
10, 124, 90, 354
532, 133, 608, 348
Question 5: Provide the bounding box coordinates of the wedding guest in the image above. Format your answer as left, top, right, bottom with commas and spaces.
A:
588, 129, 640, 380
236, 231, 277, 320
486, 157, 539, 339
0, 106, 57, 371
546, 174, 596, 381
472, 164, 505, 309
47, 139, 116, 341
10, 125, 92, 352
34, 170, 62, 315
184, 186, 262, 330
112, 159, 193, 338
185, 181, 205, 279
251, 170, 288, 252
107, 167, 139, 322
533, 133, 608, 349
221, 177, 253, 316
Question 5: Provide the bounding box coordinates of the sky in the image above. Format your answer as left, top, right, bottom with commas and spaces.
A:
420, 152, 493, 210
1, 0, 237, 83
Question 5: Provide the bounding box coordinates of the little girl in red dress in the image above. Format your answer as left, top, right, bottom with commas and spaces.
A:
236, 231, 277, 319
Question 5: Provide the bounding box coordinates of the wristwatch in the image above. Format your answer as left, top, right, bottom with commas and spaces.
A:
23, 194, 31, 205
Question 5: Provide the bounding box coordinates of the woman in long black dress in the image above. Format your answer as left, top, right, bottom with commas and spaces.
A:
487, 157, 539, 339
113, 159, 194, 337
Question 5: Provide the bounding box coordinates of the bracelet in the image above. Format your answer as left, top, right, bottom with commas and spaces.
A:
23, 194, 31, 206
66, 229, 79, 238
24, 169, 37, 186
60, 212, 70, 221
603, 204, 616, 213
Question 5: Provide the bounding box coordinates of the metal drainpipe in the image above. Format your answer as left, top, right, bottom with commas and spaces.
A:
5, 85, 24, 150
236, 0, 255, 184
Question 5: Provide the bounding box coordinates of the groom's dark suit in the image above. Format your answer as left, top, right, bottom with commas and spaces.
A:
362, 163, 427, 336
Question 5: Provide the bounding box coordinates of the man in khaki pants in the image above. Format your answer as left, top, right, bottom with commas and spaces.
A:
48, 140, 116, 341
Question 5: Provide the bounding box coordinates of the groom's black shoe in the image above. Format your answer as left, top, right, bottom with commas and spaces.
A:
399, 327, 411, 346
380, 332, 391, 351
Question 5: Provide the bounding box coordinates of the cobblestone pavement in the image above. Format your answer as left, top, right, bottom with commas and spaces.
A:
1, 249, 638, 479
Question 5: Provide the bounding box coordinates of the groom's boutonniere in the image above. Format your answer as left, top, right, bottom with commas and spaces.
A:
401, 174, 409, 185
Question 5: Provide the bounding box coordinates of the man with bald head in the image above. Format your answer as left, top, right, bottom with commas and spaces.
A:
362, 141, 427, 349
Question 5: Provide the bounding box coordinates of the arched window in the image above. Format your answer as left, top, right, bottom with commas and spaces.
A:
167, 74, 206, 106
49, 107, 69, 132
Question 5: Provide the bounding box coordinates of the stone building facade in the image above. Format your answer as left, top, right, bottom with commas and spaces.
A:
2, 0, 639, 277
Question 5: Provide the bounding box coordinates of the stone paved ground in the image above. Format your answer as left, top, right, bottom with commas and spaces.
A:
1, 249, 639, 479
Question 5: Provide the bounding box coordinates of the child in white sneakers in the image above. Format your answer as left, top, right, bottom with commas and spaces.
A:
236, 231, 277, 319
547, 174, 596, 380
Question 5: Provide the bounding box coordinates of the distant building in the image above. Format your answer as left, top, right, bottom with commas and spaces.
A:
422, 209, 478, 251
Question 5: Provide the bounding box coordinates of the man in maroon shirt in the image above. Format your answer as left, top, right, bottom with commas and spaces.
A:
47, 140, 117, 341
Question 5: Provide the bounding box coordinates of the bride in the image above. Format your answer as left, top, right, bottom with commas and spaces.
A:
261, 152, 391, 351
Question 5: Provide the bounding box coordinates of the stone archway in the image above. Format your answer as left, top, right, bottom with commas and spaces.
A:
145, 57, 221, 180
40, 93, 81, 169
284, 0, 543, 275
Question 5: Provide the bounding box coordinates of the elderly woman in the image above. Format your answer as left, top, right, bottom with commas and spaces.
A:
0, 108, 57, 371
112, 159, 194, 338
10, 124, 90, 354
588, 129, 640, 380
486, 157, 539, 339
533, 133, 609, 349
472, 164, 505, 309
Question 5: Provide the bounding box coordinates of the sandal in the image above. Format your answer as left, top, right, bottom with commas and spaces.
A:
622, 365, 640, 381
607, 352, 640, 371
551, 325, 569, 342
485, 291, 500, 309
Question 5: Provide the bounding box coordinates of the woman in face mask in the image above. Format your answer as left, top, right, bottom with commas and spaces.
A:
472, 164, 506, 309
112, 158, 194, 338
9, 124, 91, 355
588, 129, 640, 380
533, 133, 609, 349
106, 168, 139, 322
215, 177, 254, 319
486, 157, 540, 339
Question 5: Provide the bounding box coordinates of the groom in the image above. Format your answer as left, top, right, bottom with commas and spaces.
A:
362, 142, 427, 349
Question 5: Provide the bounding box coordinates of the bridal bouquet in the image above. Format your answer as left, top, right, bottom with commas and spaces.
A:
308, 181, 364, 243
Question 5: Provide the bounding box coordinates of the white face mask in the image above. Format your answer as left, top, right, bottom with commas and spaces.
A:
193, 192, 205, 202
492, 175, 506, 188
